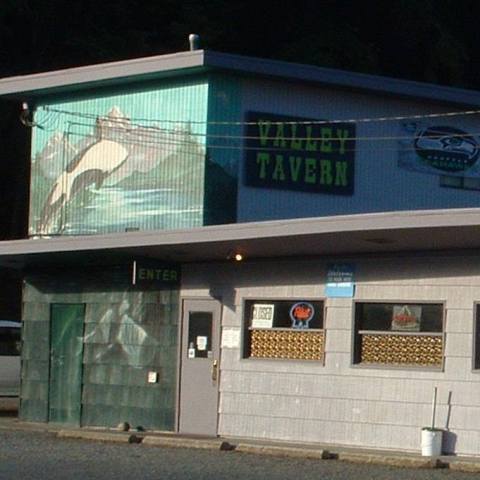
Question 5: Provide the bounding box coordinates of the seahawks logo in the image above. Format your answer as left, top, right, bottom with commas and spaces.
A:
414, 126, 479, 173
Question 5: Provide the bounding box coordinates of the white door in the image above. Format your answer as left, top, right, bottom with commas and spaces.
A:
179, 299, 221, 435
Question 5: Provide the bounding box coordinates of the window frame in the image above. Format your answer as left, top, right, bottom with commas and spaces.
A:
241, 296, 326, 363
351, 299, 446, 370
472, 302, 480, 371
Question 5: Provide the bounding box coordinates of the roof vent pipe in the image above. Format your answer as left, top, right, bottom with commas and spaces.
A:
189, 34, 200, 51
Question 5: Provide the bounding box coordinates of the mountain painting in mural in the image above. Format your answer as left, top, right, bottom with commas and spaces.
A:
30, 107, 206, 236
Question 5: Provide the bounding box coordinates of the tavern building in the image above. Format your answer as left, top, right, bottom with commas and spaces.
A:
2, 44, 480, 455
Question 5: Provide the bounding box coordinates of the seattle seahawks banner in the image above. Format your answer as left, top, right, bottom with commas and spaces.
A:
398, 122, 480, 177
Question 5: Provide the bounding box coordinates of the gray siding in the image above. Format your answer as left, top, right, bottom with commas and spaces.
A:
181, 255, 480, 455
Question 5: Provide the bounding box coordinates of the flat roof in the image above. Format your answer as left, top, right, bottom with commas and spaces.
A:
2, 208, 480, 269
0, 49, 479, 106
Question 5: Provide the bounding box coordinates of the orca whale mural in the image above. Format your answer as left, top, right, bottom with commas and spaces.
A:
30, 105, 207, 236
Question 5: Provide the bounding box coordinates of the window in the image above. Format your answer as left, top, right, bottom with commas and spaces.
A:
187, 312, 212, 359
353, 302, 444, 367
474, 304, 480, 370
243, 299, 324, 361
0, 326, 21, 356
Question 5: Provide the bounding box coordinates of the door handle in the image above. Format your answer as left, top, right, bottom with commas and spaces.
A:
211, 359, 218, 382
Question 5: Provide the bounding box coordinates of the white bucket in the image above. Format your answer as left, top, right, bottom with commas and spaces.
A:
421, 429, 443, 456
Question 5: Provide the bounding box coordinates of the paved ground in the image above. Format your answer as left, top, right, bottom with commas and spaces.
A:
0, 427, 478, 480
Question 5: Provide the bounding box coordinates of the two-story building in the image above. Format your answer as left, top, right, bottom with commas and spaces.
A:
2, 44, 480, 454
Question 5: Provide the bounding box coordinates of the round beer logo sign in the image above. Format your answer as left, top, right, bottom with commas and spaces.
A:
414, 126, 480, 173
290, 302, 315, 329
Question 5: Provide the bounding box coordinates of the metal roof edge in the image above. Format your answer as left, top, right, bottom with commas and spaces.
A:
1, 208, 480, 256
203, 50, 480, 107
0, 320, 21, 327
0, 49, 206, 98
0, 48, 479, 106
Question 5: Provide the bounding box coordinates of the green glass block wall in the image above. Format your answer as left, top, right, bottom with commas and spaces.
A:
21, 272, 179, 430
81, 290, 178, 429
29, 79, 209, 236
20, 300, 50, 422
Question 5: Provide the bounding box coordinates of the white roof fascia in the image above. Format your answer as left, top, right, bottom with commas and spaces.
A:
204, 51, 480, 107
1, 208, 480, 256
0, 320, 21, 328
0, 50, 206, 97
0, 49, 479, 107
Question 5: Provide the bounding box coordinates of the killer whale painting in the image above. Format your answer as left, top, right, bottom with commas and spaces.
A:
29, 82, 210, 236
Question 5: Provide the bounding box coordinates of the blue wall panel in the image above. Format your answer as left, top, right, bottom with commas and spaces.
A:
203, 74, 242, 225
236, 77, 480, 222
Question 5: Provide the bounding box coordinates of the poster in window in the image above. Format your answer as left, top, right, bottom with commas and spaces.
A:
391, 305, 421, 331
290, 301, 315, 329
251, 304, 275, 328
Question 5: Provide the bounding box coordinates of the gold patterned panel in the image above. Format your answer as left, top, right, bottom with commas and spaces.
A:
250, 329, 324, 360
360, 334, 443, 366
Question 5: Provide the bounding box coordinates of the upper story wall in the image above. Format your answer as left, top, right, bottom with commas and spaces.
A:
29, 78, 209, 237
27, 69, 480, 237
220, 76, 480, 222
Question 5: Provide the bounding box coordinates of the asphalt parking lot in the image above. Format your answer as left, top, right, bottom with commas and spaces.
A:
0, 424, 479, 480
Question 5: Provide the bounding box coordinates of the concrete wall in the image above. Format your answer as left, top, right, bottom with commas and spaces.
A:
181, 254, 480, 455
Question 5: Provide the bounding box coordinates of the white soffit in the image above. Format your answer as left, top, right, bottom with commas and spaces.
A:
0, 209, 480, 267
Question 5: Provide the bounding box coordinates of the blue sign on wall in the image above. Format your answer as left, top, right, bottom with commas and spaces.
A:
325, 263, 355, 297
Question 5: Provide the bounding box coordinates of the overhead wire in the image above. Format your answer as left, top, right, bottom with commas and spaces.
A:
59, 117, 480, 143
31, 106, 480, 158
40, 105, 480, 126
51, 121, 477, 156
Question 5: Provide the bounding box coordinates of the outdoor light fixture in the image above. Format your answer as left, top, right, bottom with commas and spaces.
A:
19, 102, 32, 126
227, 251, 244, 262
19, 102, 43, 129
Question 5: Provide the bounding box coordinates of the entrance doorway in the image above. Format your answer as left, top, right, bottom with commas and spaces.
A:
179, 298, 221, 435
48, 303, 85, 425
